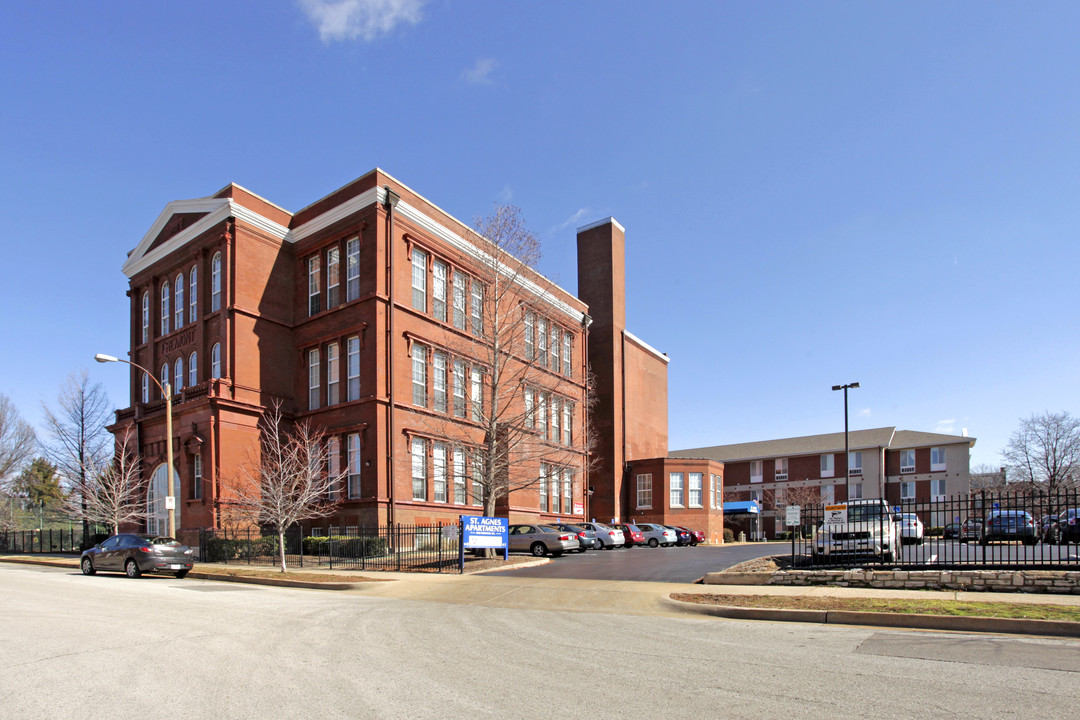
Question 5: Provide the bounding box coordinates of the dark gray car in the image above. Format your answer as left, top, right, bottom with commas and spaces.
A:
550, 523, 596, 553
81, 534, 194, 578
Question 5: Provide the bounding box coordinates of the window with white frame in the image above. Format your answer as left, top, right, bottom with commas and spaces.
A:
453, 360, 466, 418
536, 392, 547, 438
326, 436, 340, 500
900, 449, 916, 473
308, 348, 320, 410
141, 291, 149, 343
563, 468, 572, 513
346, 237, 360, 302
160, 281, 170, 335
931, 478, 946, 499
453, 272, 467, 330
820, 454, 835, 478
191, 452, 203, 500
850, 482, 863, 500
433, 443, 447, 503
688, 472, 703, 508
849, 450, 863, 475
549, 325, 559, 371
174, 357, 184, 391
539, 464, 548, 511
774, 458, 788, 481
412, 344, 427, 406
160, 364, 169, 397
308, 256, 321, 316
141, 374, 149, 404
347, 433, 361, 498
750, 489, 763, 505
326, 246, 340, 308
211, 252, 222, 311
411, 248, 427, 311
821, 484, 834, 504
326, 342, 339, 405
432, 259, 447, 322
411, 437, 427, 500
471, 453, 484, 506
562, 402, 571, 445
347, 336, 360, 401
524, 312, 535, 361
550, 396, 559, 443
637, 474, 652, 509
453, 448, 466, 504
930, 447, 946, 471
470, 280, 483, 336
562, 333, 572, 378
433, 351, 447, 413
900, 480, 915, 499
712, 474, 721, 509
189, 265, 197, 321
524, 388, 534, 429
470, 366, 482, 421
211, 342, 221, 379
174, 273, 185, 328
537, 317, 548, 367
750, 460, 763, 483
188, 351, 197, 386
669, 472, 685, 508
550, 466, 561, 514
709, 474, 715, 509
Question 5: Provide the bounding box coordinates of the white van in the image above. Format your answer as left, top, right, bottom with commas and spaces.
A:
813, 499, 900, 563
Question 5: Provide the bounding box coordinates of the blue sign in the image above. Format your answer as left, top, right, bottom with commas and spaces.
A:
462, 515, 508, 549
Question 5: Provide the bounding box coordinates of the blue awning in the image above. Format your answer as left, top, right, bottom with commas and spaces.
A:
723, 501, 760, 515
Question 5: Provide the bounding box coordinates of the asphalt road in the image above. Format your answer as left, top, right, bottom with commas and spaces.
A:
491, 542, 785, 581
2, 563, 1078, 719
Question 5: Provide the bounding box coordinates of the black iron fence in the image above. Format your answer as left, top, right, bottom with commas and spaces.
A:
0, 527, 106, 554
792, 489, 1080, 569
199, 523, 461, 573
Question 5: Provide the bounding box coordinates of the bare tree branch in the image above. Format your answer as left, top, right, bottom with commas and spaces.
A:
0, 393, 36, 491
64, 428, 148, 536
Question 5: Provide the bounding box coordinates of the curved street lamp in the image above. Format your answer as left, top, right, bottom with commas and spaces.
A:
95, 353, 175, 538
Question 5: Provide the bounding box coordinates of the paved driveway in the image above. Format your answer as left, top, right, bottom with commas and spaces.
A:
488, 542, 782, 583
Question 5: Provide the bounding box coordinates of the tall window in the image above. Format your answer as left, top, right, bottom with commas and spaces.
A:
452, 272, 467, 329
347, 336, 360, 401
524, 312, 534, 360
453, 448, 466, 504
347, 434, 361, 499
524, 388, 534, 429
411, 248, 427, 311
189, 265, 197, 321
562, 469, 572, 514
346, 237, 360, 302
188, 352, 197, 387
901, 480, 915, 499
326, 436, 340, 501
774, 458, 788, 481
900, 449, 916, 473
412, 344, 427, 406
174, 358, 184, 391
452, 360, 466, 417
433, 443, 447, 503
562, 333, 571, 377
160, 364, 169, 398
326, 246, 340, 308
550, 466, 560, 513
141, 375, 149, 404
750, 460, 763, 482
470, 281, 483, 336
141, 292, 149, 343
471, 454, 484, 506
191, 453, 203, 500
432, 259, 447, 321
470, 366, 482, 421
433, 351, 447, 413
562, 402, 572, 445
930, 447, 946, 471
174, 273, 185, 328
411, 437, 427, 500
820, 454, 835, 478
307, 256, 321, 316
211, 252, 222, 312
931, 477, 946, 498
550, 396, 560, 443
308, 348, 320, 410
539, 464, 548, 511
850, 483, 863, 499
211, 342, 221, 379
537, 317, 547, 367
326, 342, 339, 405
536, 392, 547, 438
549, 325, 559, 370
636, 474, 653, 509
670, 472, 685, 508
849, 451, 863, 475
713, 474, 722, 509
160, 281, 170, 335
688, 472, 703, 508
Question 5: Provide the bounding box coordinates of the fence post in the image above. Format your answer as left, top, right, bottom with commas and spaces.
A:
396, 524, 402, 572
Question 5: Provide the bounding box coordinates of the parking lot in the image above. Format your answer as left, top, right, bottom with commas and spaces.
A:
490, 542, 780, 583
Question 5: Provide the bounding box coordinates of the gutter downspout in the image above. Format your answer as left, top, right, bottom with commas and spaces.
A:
384, 187, 400, 529
581, 314, 592, 521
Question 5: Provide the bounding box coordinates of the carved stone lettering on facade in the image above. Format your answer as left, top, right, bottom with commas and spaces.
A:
160, 328, 196, 355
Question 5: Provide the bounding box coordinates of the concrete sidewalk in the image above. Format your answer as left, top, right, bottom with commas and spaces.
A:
5, 554, 1079, 637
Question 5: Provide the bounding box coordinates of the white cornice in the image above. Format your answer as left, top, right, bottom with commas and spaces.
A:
289, 186, 381, 243
623, 330, 669, 364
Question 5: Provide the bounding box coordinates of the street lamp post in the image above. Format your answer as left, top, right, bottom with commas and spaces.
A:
95, 353, 175, 538
831, 382, 860, 503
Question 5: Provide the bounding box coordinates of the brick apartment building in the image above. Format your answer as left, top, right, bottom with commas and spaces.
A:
671, 427, 975, 539
108, 168, 712, 544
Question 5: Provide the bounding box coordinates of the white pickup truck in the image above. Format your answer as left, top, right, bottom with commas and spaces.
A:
813, 499, 900, 563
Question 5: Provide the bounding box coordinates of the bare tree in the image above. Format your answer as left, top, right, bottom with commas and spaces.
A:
970, 463, 1007, 492
64, 429, 148, 536
1002, 412, 1080, 506
41, 371, 112, 545
412, 204, 593, 532
230, 403, 345, 572
0, 393, 36, 491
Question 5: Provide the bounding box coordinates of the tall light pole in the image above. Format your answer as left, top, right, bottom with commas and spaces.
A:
95, 353, 175, 538
831, 382, 859, 503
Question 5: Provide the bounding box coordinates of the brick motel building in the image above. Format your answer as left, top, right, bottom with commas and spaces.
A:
107, 168, 729, 545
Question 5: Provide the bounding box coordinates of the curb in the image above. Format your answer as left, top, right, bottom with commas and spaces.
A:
665, 596, 1080, 638
188, 571, 360, 591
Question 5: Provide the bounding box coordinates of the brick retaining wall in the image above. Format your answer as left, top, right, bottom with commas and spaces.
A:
767, 569, 1080, 594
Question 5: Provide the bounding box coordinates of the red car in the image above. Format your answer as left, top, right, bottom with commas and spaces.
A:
616, 523, 645, 548
673, 525, 705, 546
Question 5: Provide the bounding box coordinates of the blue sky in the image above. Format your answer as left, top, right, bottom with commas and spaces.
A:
2, 1, 1078, 468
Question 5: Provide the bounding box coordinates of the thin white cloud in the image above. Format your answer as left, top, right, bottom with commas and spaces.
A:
462, 58, 498, 85
298, 0, 426, 43
550, 208, 591, 234
935, 419, 957, 434
858, 407, 871, 418
496, 186, 513, 203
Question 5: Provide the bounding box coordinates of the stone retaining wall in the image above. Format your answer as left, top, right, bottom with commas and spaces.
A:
768, 569, 1080, 594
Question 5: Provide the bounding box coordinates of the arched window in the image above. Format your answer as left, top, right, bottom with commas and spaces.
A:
160, 364, 169, 397
161, 281, 170, 335
141, 374, 149, 404
174, 357, 184, 391
189, 265, 198, 320
141, 291, 149, 343
174, 273, 185, 328
211, 252, 222, 311
211, 343, 221, 379
188, 350, 197, 386
148, 463, 181, 536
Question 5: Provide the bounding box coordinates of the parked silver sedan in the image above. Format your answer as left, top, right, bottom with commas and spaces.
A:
80, 534, 194, 578
507, 524, 578, 557
634, 523, 678, 548
577, 521, 625, 549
